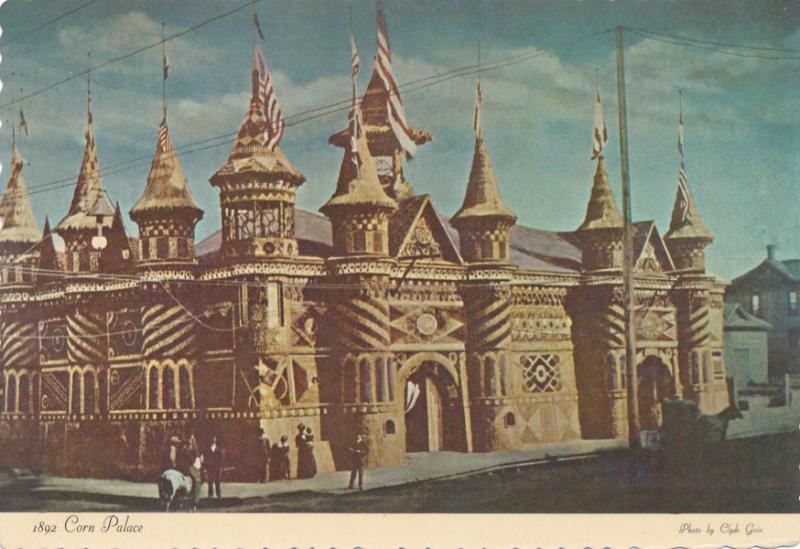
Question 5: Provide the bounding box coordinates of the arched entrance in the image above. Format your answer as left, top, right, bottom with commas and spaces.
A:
403, 361, 464, 453
638, 355, 675, 430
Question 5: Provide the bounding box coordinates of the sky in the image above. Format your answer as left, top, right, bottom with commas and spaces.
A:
0, 0, 797, 280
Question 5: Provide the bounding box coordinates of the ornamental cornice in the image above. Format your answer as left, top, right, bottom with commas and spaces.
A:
326, 257, 396, 277
202, 259, 326, 280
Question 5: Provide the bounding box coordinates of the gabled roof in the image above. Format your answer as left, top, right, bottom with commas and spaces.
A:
37, 217, 61, 276
0, 143, 40, 244
732, 258, 800, 285
130, 119, 203, 220
196, 207, 584, 274
578, 158, 623, 231
632, 221, 675, 273
390, 195, 462, 263
57, 103, 114, 232
724, 303, 771, 331
452, 137, 515, 223
320, 122, 397, 214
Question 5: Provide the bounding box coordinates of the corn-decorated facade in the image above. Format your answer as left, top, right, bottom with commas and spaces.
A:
0, 17, 729, 480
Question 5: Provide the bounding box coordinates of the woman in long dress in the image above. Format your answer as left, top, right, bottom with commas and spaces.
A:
295, 424, 317, 479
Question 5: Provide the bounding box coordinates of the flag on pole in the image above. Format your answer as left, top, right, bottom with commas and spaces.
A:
348, 106, 362, 174
18, 107, 28, 136
676, 111, 690, 223
350, 34, 361, 80
158, 115, 170, 153
374, 1, 417, 158
254, 12, 266, 40
253, 46, 285, 151
473, 80, 482, 139
591, 83, 607, 160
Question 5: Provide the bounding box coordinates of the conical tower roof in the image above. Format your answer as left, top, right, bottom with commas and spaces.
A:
0, 143, 40, 243
57, 99, 114, 232
452, 136, 516, 223
130, 118, 203, 221
578, 157, 623, 231
211, 48, 304, 186
320, 119, 397, 215
665, 179, 712, 240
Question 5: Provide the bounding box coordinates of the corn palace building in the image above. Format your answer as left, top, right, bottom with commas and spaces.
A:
0, 19, 730, 480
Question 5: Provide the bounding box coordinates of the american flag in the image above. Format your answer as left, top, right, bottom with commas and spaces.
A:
591, 83, 607, 160
473, 80, 482, 139
676, 112, 690, 223
158, 115, 170, 153
351, 33, 361, 80
252, 46, 285, 151
374, 1, 416, 158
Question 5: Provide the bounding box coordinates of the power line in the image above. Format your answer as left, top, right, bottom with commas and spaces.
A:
626, 26, 800, 54
626, 27, 800, 61
0, 0, 265, 111
4, 29, 611, 202
0, 0, 104, 49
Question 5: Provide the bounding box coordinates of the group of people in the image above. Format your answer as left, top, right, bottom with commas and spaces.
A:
161, 426, 370, 507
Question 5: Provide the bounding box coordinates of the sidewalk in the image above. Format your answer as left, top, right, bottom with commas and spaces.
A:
29, 439, 625, 502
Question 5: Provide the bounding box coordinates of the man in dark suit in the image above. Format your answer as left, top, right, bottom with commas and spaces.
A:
348, 433, 368, 491
204, 436, 223, 497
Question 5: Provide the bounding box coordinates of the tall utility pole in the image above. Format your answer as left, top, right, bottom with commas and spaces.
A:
615, 25, 640, 450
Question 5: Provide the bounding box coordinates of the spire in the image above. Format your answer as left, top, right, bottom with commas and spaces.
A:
578, 157, 623, 231
57, 54, 114, 232
130, 117, 202, 221
665, 97, 711, 241
320, 110, 397, 214
452, 84, 515, 224
211, 46, 303, 186
0, 136, 40, 244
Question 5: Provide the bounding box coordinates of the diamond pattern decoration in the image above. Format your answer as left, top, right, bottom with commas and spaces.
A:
521, 354, 562, 393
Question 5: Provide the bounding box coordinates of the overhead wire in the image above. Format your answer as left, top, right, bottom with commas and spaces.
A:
0, 0, 104, 49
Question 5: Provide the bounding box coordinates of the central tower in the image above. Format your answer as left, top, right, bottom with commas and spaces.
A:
210, 48, 305, 259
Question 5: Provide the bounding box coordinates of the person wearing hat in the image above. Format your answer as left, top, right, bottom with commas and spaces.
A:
165, 435, 182, 471
275, 435, 291, 480
348, 432, 368, 491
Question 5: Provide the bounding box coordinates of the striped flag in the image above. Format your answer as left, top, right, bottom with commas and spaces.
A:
349, 106, 363, 174
252, 46, 285, 150
351, 33, 361, 79
591, 83, 607, 160
158, 115, 170, 153
676, 112, 690, 222
163, 52, 171, 80
19, 107, 28, 136
374, 1, 417, 158
473, 79, 482, 139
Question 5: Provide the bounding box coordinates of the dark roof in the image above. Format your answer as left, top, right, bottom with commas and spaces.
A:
732, 258, 800, 285
724, 303, 771, 331
196, 206, 582, 274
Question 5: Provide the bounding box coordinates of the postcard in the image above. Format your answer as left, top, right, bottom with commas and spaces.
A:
0, 0, 797, 547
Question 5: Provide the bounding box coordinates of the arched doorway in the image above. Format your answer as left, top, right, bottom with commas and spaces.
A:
638, 355, 675, 430
403, 361, 463, 453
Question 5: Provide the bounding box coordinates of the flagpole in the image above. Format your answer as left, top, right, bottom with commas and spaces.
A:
162, 22, 167, 121
615, 25, 640, 451
349, 4, 356, 110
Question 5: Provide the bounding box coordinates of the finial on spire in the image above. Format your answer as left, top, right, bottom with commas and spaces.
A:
591, 71, 607, 161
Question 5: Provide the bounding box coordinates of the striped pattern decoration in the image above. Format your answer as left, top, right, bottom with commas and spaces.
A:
464, 289, 512, 349
67, 309, 107, 364
602, 302, 626, 347
335, 295, 390, 351
141, 304, 196, 359
0, 320, 37, 368
42, 372, 68, 410
686, 299, 711, 348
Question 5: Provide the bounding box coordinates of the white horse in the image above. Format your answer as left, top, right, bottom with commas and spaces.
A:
157, 468, 195, 512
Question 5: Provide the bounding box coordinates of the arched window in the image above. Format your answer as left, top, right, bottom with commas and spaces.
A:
343, 359, 356, 402
141, 238, 150, 260
157, 237, 170, 259
498, 355, 508, 396
702, 351, 710, 385
386, 358, 395, 402
504, 412, 516, 428
691, 352, 700, 385
163, 366, 176, 409
384, 419, 396, 435
6, 375, 16, 412
97, 369, 107, 414
84, 371, 96, 415
375, 358, 386, 402
179, 365, 192, 409
70, 371, 81, 415
483, 355, 497, 397
607, 354, 618, 390
620, 353, 627, 389
359, 358, 372, 403
18, 375, 30, 413
149, 367, 160, 410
